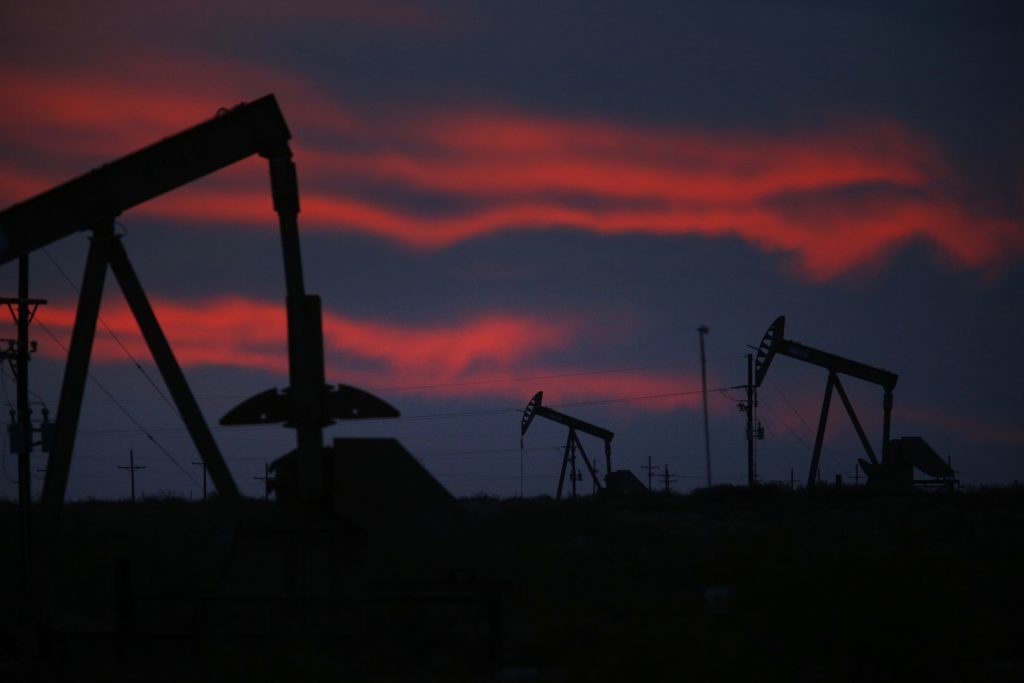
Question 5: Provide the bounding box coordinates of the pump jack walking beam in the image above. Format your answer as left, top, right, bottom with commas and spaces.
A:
0, 96, 293, 264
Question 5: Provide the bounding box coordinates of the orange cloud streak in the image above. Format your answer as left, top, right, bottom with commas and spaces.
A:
130, 184, 1018, 281
35, 296, 703, 411
2, 65, 1020, 280
297, 119, 934, 204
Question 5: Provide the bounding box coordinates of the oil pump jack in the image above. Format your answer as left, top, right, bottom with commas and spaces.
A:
754, 316, 954, 488
0, 95, 399, 591
521, 391, 614, 498
2, 97, 499, 678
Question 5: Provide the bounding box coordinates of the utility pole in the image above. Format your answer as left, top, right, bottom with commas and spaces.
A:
745, 353, 755, 487
192, 460, 207, 501
1, 262, 47, 592
641, 455, 656, 491
519, 436, 524, 499
660, 465, 677, 493
698, 325, 711, 488
254, 461, 271, 500
118, 449, 145, 503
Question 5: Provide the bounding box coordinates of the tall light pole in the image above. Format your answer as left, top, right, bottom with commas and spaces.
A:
698, 325, 711, 488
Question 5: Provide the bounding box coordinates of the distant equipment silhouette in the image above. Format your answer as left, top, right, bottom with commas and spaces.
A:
521, 391, 644, 498
754, 316, 954, 488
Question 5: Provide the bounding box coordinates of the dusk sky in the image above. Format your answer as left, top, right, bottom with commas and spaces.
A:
1, 1, 1021, 500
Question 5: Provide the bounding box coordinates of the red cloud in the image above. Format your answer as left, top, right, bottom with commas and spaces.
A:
0, 59, 363, 173
35, 295, 704, 411
2, 66, 1020, 280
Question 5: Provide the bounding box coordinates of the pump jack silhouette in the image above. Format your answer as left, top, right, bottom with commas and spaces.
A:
0, 94, 399, 625
754, 316, 954, 488
520, 391, 613, 498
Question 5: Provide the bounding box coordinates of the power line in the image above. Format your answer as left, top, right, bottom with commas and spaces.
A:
41, 246, 182, 420
418, 443, 566, 458
438, 472, 559, 484
0, 365, 48, 404
758, 397, 812, 451
550, 385, 743, 410
758, 392, 844, 477
766, 376, 815, 435
672, 473, 748, 480
22, 358, 746, 409
34, 319, 200, 488
325, 384, 745, 426
370, 354, 745, 393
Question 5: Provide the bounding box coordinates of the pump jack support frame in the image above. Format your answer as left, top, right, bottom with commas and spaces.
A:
555, 427, 604, 499
41, 226, 240, 510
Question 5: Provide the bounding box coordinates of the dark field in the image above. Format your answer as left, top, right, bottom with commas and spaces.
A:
2, 486, 1023, 681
